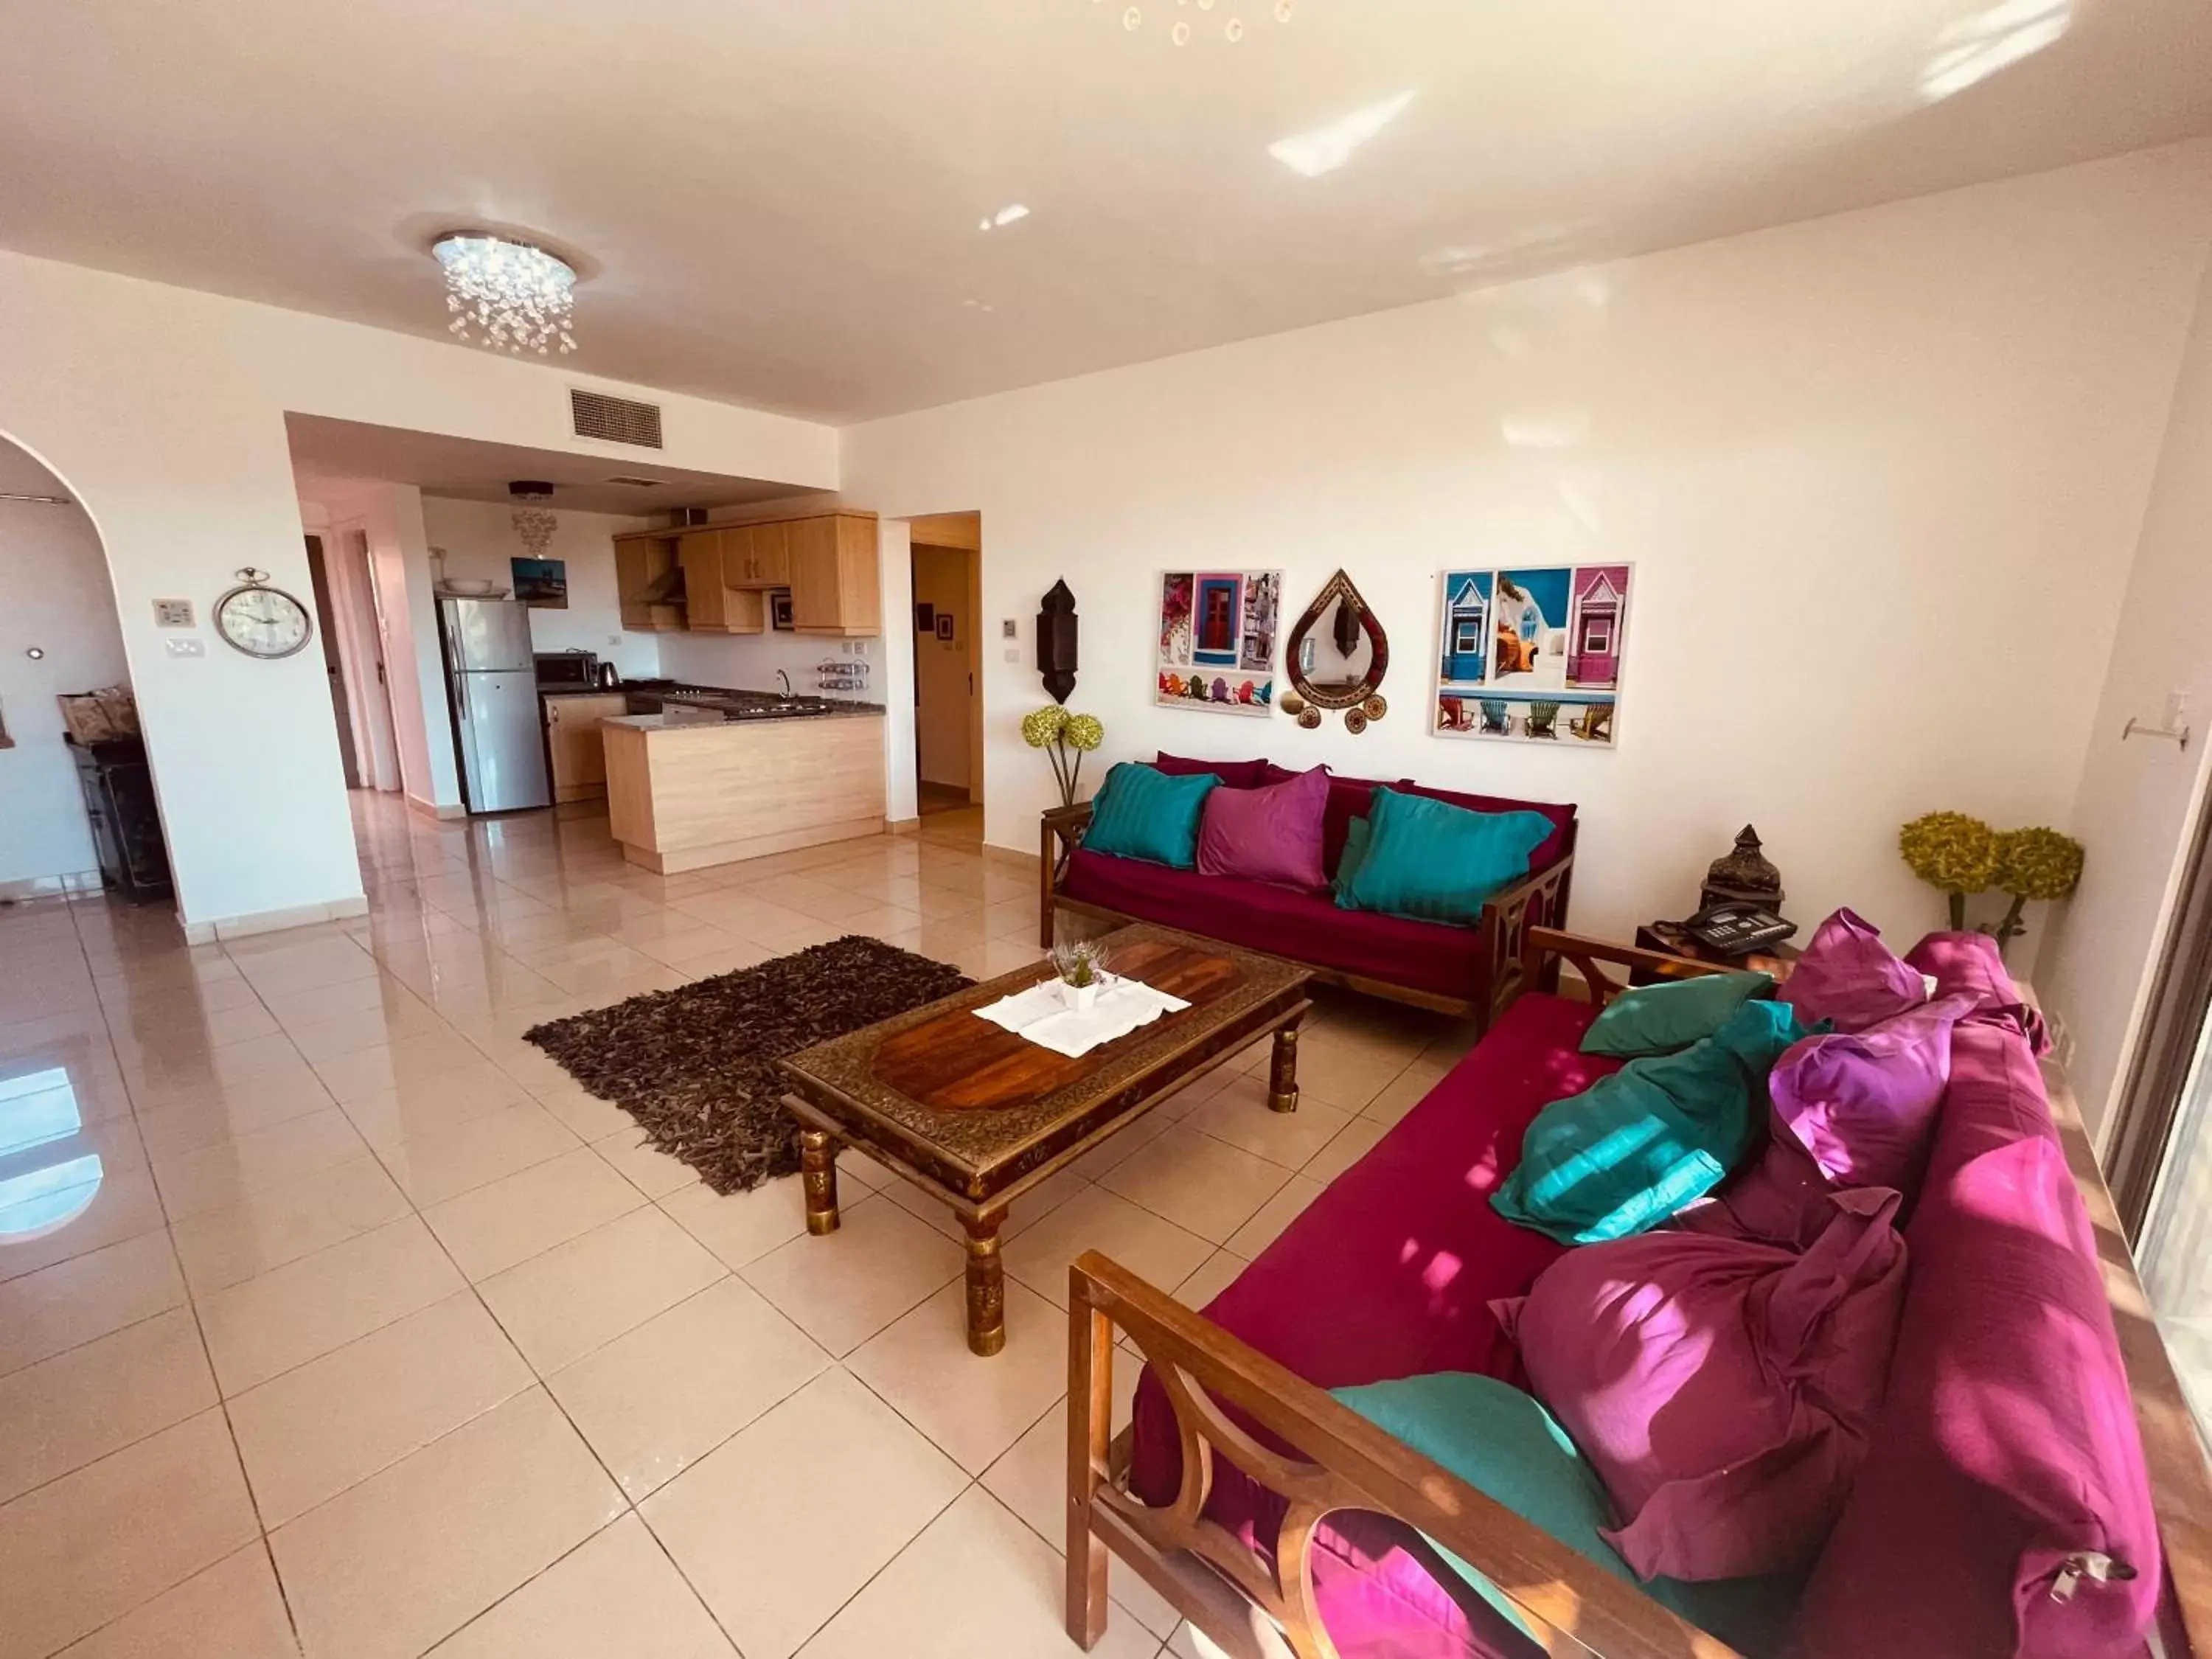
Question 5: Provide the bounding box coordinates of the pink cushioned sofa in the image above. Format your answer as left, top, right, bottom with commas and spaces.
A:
1063, 928, 2212, 1659
1040, 762, 1578, 1034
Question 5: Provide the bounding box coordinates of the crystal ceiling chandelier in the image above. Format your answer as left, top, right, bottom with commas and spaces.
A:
431, 233, 578, 356
1102, 0, 1293, 46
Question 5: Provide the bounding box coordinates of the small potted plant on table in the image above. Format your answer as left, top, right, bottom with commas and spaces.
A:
1052, 939, 1113, 1012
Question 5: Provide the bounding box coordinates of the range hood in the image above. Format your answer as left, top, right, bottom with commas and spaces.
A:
642, 564, 687, 605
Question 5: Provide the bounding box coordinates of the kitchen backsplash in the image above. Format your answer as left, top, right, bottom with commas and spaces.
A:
655, 630, 881, 700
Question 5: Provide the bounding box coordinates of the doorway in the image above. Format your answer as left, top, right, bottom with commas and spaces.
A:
908, 513, 983, 845
303, 535, 361, 788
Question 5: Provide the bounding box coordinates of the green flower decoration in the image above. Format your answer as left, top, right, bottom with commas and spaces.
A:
1021, 706, 1069, 748
1898, 811, 1999, 896
1064, 714, 1105, 752
1994, 827, 2084, 902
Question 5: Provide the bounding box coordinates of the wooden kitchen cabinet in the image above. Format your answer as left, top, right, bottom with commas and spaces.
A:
677, 532, 766, 635
788, 513, 882, 636
614, 536, 685, 631
727, 522, 791, 589
544, 693, 627, 803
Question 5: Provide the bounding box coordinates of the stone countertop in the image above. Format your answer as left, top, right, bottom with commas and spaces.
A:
600, 703, 886, 732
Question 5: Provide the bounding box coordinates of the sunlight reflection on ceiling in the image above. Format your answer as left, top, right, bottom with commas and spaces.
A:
0, 1065, 105, 1241
1269, 90, 1416, 178
1920, 0, 2072, 102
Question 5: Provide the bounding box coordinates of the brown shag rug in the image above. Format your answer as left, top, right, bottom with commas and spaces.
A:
524, 936, 973, 1194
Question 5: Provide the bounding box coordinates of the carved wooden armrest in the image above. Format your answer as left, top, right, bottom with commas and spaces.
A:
1067, 1251, 1743, 1659
1523, 925, 1727, 1009
1477, 856, 1576, 1022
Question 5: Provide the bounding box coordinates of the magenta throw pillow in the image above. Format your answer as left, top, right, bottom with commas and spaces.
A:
1770, 992, 1978, 1194
1496, 1188, 1909, 1582
1195, 763, 1329, 890
1156, 751, 1268, 790
1905, 929, 2052, 1054
1778, 908, 1926, 1033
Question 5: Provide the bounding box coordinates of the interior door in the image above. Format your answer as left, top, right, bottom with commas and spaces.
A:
302, 535, 361, 787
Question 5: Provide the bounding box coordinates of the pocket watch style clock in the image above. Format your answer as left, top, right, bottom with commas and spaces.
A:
213, 568, 313, 660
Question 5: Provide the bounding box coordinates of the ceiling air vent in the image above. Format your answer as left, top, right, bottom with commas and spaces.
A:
603, 475, 664, 488
569, 388, 663, 450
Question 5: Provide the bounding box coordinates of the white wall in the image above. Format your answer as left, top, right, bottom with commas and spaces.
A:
0, 442, 129, 892
0, 247, 837, 931
2039, 241, 2212, 1134
418, 497, 664, 680
655, 630, 880, 701
843, 145, 2212, 956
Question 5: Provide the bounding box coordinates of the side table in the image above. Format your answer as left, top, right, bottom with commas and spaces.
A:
1632, 922, 1802, 987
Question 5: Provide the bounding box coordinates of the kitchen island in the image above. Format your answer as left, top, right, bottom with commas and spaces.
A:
601, 703, 888, 874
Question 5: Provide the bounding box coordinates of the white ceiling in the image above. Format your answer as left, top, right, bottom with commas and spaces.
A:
285, 415, 797, 514
5, 0, 2210, 423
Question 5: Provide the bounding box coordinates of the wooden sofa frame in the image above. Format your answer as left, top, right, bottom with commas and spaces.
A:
1065, 926, 2212, 1659
1039, 800, 1577, 1033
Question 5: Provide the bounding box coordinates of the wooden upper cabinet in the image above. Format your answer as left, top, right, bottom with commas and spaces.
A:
750, 522, 791, 588
677, 531, 729, 630
789, 514, 881, 636
614, 536, 685, 631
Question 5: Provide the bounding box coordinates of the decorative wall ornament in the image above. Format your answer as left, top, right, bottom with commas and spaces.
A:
431, 232, 578, 355
1281, 569, 1388, 734
1432, 563, 1631, 747
1037, 580, 1079, 704
1156, 570, 1279, 717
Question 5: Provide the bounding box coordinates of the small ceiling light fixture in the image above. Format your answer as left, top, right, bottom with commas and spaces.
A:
507, 479, 559, 557
1099, 0, 1292, 46
432, 233, 578, 356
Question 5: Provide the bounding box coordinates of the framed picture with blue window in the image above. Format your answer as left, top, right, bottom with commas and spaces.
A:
1156, 569, 1280, 717
1431, 563, 1631, 747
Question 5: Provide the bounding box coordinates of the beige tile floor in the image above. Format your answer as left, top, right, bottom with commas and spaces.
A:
0, 791, 1475, 1659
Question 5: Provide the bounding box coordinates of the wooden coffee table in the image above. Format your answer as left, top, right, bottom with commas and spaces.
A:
776, 925, 1312, 1355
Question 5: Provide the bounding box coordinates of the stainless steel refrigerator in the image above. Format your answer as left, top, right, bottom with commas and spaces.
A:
438, 598, 552, 813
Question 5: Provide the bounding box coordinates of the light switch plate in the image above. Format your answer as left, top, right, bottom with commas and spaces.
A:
1004, 647, 1020, 663
164, 637, 206, 658
1002, 619, 1018, 639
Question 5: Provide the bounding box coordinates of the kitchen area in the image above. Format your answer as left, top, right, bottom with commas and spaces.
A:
449, 504, 890, 874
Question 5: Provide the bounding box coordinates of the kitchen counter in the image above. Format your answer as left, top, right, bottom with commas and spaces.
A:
602, 706, 888, 874
601, 703, 884, 732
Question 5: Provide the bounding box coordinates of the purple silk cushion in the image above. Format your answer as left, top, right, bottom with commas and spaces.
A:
1906, 929, 2052, 1054
1768, 992, 1979, 1196
1155, 751, 1269, 790
1777, 908, 1927, 1034
1499, 1188, 1908, 1583
1787, 1019, 2161, 1659
1197, 764, 1329, 890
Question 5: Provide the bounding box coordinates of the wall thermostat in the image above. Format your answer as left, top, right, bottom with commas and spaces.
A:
1002, 619, 1018, 639
153, 599, 195, 628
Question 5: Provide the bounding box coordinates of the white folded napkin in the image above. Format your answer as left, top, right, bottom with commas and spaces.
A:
973, 974, 1193, 1060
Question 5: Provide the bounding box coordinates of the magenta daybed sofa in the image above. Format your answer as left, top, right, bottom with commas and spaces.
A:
1042, 758, 1579, 1032
1065, 928, 2206, 1659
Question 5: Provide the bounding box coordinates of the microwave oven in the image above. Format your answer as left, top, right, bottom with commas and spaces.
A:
534, 651, 601, 690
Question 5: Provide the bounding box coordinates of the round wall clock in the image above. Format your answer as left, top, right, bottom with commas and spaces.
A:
213, 568, 313, 660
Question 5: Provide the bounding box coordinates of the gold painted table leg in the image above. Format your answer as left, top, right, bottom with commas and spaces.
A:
800, 1129, 841, 1235
1268, 1022, 1301, 1113
963, 1214, 1007, 1356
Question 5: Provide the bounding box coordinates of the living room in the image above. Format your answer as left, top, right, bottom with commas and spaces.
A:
4, 4, 2212, 1658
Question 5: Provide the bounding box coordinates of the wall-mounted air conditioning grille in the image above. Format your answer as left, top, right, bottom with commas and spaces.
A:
570, 389, 664, 449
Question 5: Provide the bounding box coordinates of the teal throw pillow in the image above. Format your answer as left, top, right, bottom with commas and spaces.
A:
1581, 970, 1775, 1058
1338, 787, 1554, 924
1492, 998, 1808, 1245
1331, 1372, 1770, 1643
1083, 762, 1218, 869
1332, 814, 1372, 900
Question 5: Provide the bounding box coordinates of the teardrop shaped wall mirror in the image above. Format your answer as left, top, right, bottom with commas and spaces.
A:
1280, 569, 1390, 733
